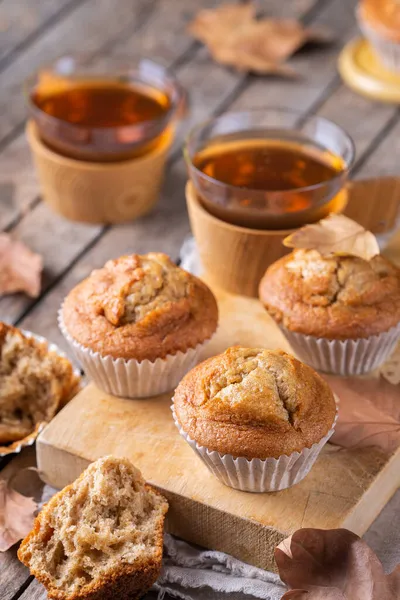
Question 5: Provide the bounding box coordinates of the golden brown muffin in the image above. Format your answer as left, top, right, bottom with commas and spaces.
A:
359, 0, 400, 42
0, 323, 79, 447
173, 347, 336, 459
259, 249, 400, 340
18, 456, 168, 600
62, 253, 218, 361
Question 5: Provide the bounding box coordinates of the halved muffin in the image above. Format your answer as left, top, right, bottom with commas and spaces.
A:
18, 456, 168, 600
0, 323, 79, 452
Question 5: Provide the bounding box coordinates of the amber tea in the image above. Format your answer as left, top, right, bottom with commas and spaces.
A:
192, 137, 347, 230
28, 67, 178, 161
32, 80, 171, 129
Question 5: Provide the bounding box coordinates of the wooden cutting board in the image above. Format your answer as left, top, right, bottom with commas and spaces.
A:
37, 288, 400, 572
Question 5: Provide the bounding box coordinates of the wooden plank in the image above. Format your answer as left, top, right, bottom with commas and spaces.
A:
0, 0, 326, 327
18, 578, 48, 600
0, 0, 155, 145
36, 287, 400, 572
0, 547, 31, 600
230, 0, 360, 113
355, 116, 400, 179
0, 0, 219, 232
0, 0, 83, 67
314, 86, 398, 167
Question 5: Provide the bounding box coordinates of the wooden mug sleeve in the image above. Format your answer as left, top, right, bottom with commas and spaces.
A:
26, 120, 172, 224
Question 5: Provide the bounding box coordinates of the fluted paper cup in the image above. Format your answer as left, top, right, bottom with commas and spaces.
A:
279, 322, 400, 376
172, 400, 338, 493
357, 8, 400, 72
59, 310, 211, 398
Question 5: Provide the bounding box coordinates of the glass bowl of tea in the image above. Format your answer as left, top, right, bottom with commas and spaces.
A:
26, 56, 186, 162
185, 109, 355, 230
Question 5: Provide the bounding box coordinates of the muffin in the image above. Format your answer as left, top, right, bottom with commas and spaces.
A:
60, 253, 218, 398
0, 323, 80, 455
259, 249, 400, 375
357, 0, 400, 71
173, 347, 337, 492
18, 456, 168, 600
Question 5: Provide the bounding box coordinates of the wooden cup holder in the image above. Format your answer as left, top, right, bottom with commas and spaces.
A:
26, 120, 173, 224
186, 180, 348, 297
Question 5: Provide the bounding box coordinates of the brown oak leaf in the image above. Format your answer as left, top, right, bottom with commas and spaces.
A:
323, 375, 400, 454
275, 528, 400, 599
0, 472, 38, 551
188, 3, 332, 76
284, 213, 380, 260
0, 233, 43, 297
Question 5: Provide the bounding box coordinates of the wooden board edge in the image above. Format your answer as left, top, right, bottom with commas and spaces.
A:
37, 435, 91, 488
160, 487, 287, 572
37, 435, 287, 571
341, 446, 400, 535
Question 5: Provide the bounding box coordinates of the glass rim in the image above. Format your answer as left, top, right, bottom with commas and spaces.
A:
24, 56, 186, 136
184, 107, 356, 196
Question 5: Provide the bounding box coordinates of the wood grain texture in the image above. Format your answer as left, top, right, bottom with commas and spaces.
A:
0, 0, 155, 145
0, 547, 31, 600
187, 181, 346, 296
345, 177, 400, 233
27, 121, 172, 224
6, 0, 363, 329
37, 286, 400, 572
0, 0, 217, 231
3, 0, 315, 328
0, 0, 80, 67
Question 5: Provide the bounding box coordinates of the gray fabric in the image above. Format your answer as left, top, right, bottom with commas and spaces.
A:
154, 535, 285, 600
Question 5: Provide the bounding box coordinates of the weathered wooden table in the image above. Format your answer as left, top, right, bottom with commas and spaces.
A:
1, 0, 400, 597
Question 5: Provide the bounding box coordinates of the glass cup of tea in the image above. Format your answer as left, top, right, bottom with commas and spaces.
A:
184, 108, 355, 230
25, 56, 186, 162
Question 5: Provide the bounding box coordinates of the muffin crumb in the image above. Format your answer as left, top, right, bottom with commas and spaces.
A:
18, 456, 168, 600
0, 323, 79, 445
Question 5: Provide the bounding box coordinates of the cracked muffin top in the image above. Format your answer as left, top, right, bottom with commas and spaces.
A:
173, 347, 336, 459
62, 253, 218, 361
259, 249, 400, 340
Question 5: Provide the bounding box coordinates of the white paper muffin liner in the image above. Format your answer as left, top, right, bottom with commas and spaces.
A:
357, 9, 400, 72
279, 322, 400, 376
171, 399, 338, 493
58, 310, 211, 398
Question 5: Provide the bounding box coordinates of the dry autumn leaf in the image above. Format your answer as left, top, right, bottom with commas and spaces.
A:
284, 213, 380, 260
0, 233, 43, 298
275, 528, 400, 600
188, 3, 332, 76
0, 474, 37, 551
324, 375, 400, 454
